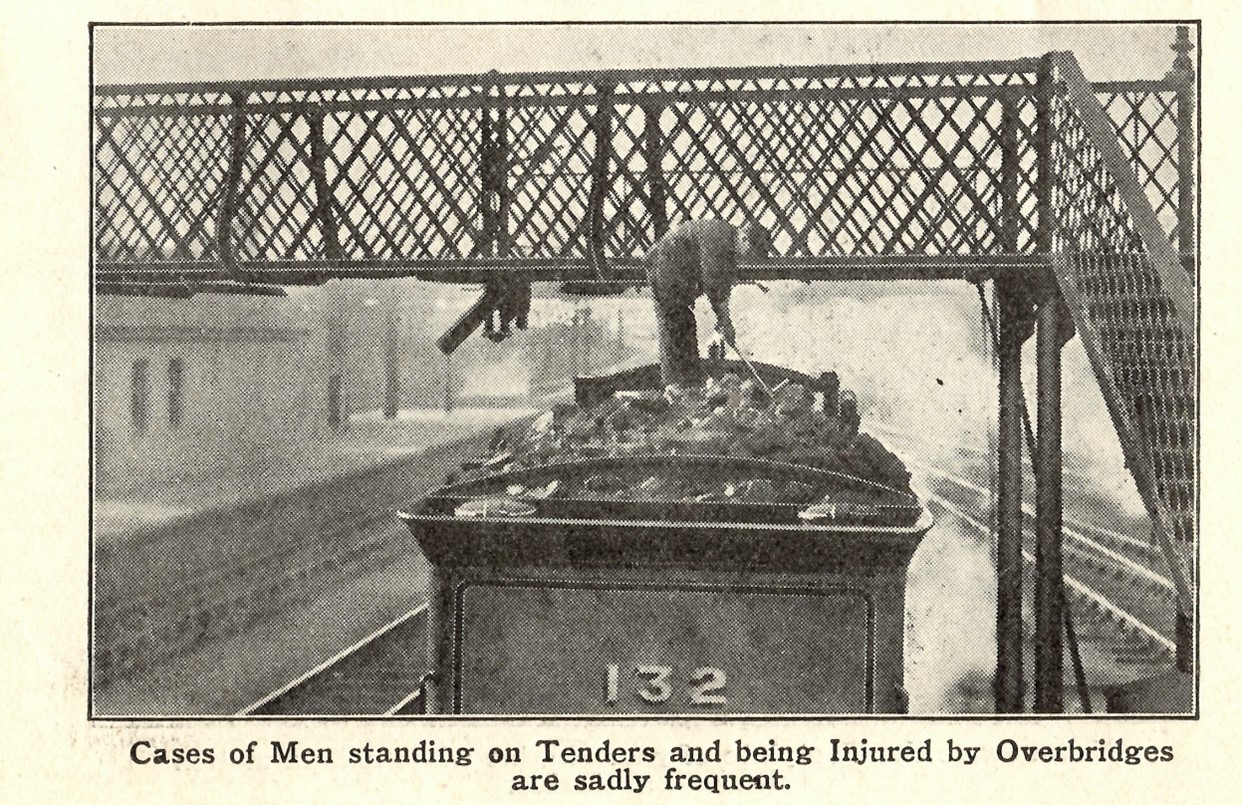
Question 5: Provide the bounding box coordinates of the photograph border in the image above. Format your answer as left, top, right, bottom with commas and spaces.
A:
87, 17, 1202, 723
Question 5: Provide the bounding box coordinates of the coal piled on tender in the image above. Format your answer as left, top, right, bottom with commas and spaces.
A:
450, 372, 912, 503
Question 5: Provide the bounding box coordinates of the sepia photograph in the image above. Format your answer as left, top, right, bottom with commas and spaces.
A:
89, 21, 1198, 718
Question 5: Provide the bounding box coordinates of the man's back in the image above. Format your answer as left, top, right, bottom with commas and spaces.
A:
645, 218, 739, 309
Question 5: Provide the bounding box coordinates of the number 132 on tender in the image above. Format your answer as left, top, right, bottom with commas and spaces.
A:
603, 664, 728, 707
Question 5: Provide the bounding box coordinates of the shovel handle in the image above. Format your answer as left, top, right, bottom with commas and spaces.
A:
726, 338, 774, 397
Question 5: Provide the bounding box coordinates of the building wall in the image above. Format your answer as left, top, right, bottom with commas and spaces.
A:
92, 280, 643, 493
94, 295, 327, 493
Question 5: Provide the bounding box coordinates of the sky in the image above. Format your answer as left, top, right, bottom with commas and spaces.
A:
93, 22, 1191, 86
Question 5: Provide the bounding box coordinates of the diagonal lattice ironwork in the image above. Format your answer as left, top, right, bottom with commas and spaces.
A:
1096, 85, 1186, 248
95, 111, 231, 264
505, 98, 597, 260
93, 58, 1192, 296
323, 105, 483, 260
92, 61, 1198, 547
94, 59, 1085, 285
230, 112, 324, 261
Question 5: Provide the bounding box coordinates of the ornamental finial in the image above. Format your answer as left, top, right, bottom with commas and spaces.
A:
1167, 25, 1194, 83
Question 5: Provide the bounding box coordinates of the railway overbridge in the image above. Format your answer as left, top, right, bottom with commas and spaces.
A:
93, 28, 1198, 713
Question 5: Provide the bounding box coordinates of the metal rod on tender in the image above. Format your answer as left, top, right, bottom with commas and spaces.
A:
725, 337, 774, 398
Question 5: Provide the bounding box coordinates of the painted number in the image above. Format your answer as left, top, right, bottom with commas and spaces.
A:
688, 666, 728, 706
605, 663, 619, 703
635, 665, 673, 703
604, 664, 727, 707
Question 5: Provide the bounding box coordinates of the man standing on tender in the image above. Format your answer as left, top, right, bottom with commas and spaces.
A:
643, 218, 771, 388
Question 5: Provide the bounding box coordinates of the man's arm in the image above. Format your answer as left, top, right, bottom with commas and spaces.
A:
708, 293, 736, 345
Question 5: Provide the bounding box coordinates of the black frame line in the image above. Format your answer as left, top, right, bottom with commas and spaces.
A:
86, 18, 1202, 723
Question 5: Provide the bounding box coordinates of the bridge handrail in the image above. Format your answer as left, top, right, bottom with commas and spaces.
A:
1052, 52, 1194, 329
95, 56, 1044, 98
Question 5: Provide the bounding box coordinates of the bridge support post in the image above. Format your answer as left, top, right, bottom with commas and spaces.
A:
1169, 26, 1197, 675
643, 105, 668, 240
1031, 52, 1065, 714
587, 85, 616, 280
993, 95, 1031, 714
995, 281, 1031, 713
383, 285, 400, 419
1168, 25, 1196, 276
1034, 292, 1068, 713
217, 91, 249, 282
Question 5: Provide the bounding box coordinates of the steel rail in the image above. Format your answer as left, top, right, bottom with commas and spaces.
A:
239, 485, 1174, 716
384, 685, 429, 717
240, 603, 429, 716
905, 456, 1175, 592
92, 453, 416, 615
929, 493, 1175, 655
1065, 518, 1160, 555
868, 422, 1094, 482
94, 508, 397, 682
872, 422, 1158, 555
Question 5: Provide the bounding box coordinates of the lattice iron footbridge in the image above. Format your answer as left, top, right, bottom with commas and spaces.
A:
93, 30, 1198, 713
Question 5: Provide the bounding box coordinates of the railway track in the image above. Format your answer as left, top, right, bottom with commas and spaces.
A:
927, 492, 1174, 659
93, 422, 529, 690
243, 605, 432, 716
94, 507, 402, 684
873, 423, 1180, 681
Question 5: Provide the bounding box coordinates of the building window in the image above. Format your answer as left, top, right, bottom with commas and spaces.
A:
168, 357, 185, 428
327, 372, 344, 430
131, 358, 149, 433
